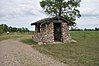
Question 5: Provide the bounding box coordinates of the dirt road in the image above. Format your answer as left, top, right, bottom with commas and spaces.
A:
0, 39, 68, 66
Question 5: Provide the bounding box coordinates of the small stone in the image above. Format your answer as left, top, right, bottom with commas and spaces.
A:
38, 42, 43, 45
71, 40, 77, 43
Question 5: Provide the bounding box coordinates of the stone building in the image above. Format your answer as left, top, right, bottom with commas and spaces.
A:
31, 17, 72, 44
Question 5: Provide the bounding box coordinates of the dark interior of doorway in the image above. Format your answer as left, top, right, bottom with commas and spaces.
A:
54, 23, 62, 42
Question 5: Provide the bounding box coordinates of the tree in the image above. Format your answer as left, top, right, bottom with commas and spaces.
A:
0, 25, 3, 34
0, 24, 9, 34
95, 27, 99, 31
40, 0, 81, 25
2, 24, 9, 32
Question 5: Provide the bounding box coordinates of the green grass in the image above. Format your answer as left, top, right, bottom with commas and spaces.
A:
0, 35, 10, 41
0, 31, 99, 66
0, 32, 32, 41
32, 31, 99, 66
21, 39, 38, 45
0, 32, 37, 45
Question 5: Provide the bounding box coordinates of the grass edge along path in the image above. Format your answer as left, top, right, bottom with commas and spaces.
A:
22, 31, 99, 66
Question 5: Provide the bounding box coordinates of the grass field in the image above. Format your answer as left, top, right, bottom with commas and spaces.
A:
0, 31, 99, 66
0, 32, 32, 41
23, 31, 99, 66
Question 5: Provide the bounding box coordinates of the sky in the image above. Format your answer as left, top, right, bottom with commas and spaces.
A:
0, 0, 99, 30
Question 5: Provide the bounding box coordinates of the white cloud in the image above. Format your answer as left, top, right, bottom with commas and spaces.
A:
0, 0, 45, 18
79, 0, 99, 16
82, 0, 99, 3
0, 0, 99, 18
0, 0, 99, 30
76, 16, 99, 29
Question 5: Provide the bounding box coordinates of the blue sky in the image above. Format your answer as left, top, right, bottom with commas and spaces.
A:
0, 0, 99, 30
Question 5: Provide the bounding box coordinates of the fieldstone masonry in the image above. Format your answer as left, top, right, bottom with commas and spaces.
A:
61, 22, 71, 43
31, 17, 72, 44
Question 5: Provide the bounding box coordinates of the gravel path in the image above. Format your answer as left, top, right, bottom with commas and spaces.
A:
0, 39, 68, 66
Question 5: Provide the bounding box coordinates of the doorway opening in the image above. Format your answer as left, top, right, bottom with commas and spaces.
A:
54, 23, 62, 42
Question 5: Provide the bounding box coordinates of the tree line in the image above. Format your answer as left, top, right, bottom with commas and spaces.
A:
70, 27, 99, 31
0, 24, 30, 34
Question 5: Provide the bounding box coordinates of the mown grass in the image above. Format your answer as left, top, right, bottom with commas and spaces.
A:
32, 31, 99, 66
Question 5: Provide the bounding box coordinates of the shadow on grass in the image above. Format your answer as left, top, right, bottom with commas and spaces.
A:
21, 39, 38, 45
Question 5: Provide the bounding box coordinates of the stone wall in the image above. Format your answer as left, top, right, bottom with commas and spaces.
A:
33, 21, 71, 44
32, 25, 42, 42
33, 22, 54, 43
61, 22, 71, 43
45, 22, 54, 43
